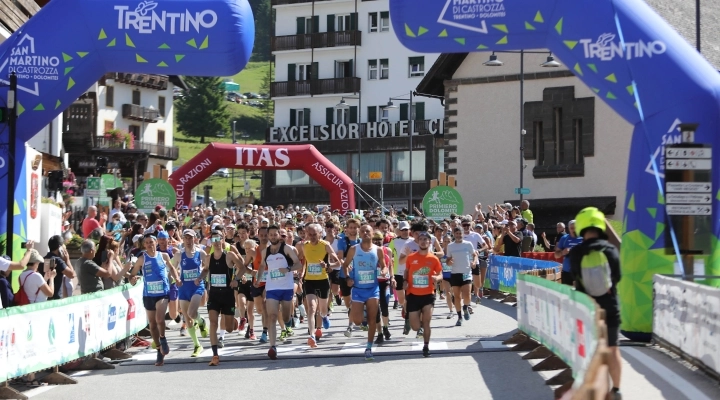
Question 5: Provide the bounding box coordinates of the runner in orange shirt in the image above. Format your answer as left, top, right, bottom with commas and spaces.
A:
404, 231, 443, 357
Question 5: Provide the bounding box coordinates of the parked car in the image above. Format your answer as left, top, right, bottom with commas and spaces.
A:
243, 92, 262, 99
227, 92, 245, 102
213, 168, 230, 178
192, 195, 216, 208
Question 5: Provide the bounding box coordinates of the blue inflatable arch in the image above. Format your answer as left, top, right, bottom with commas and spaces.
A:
0, 0, 254, 263
389, 0, 720, 339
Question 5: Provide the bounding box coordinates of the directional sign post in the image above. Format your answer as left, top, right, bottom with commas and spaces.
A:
514, 187, 530, 195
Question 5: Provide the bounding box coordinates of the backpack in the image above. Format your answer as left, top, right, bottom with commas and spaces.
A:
13, 272, 40, 306
579, 250, 613, 297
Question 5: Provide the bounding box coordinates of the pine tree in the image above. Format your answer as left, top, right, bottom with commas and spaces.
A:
249, 0, 272, 61
176, 76, 230, 143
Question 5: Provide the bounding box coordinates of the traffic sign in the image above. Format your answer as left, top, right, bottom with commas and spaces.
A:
664, 159, 712, 170
665, 148, 711, 159
514, 187, 531, 195
666, 205, 712, 216
369, 171, 383, 180
85, 177, 101, 197
666, 182, 711, 193
666, 193, 712, 204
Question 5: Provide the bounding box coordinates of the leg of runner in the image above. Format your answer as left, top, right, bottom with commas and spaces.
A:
442, 279, 454, 317
255, 292, 268, 343
364, 298, 379, 360
168, 284, 180, 321
420, 303, 434, 357
378, 280, 390, 341
472, 272, 482, 304
306, 292, 319, 347
236, 291, 248, 333
265, 298, 280, 359
281, 297, 294, 339
479, 264, 487, 300
452, 284, 463, 326
149, 297, 170, 366
461, 279, 472, 321
208, 309, 221, 365
395, 275, 410, 335
180, 296, 204, 357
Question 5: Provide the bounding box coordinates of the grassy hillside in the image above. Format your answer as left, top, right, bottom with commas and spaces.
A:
173, 61, 273, 204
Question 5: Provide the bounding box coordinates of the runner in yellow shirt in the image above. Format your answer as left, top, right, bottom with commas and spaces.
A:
302, 223, 340, 348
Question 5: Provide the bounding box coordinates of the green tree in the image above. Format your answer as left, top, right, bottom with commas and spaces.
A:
176, 76, 230, 143
259, 62, 274, 126
249, 0, 272, 61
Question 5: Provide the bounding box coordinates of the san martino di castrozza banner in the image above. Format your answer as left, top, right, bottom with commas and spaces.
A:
0, 0, 254, 262
388, 0, 720, 340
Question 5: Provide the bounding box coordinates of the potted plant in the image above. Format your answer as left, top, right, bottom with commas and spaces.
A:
104, 129, 135, 149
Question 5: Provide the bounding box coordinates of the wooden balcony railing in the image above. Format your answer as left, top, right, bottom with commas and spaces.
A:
122, 104, 160, 122
94, 138, 179, 160
270, 77, 360, 97
103, 73, 169, 90
272, 30, 361, 51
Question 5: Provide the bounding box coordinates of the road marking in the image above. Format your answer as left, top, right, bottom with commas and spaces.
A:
411, 341, 448, 351
479, 341, 512, 349
341, 343, 377, 353
621, 347, 713, 400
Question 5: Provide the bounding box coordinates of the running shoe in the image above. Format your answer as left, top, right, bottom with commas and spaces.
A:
322, 315, 331, 329
199, 318, 209, 338
315, 328, 323, 339
208, 355, 220, 366
151, 341, 158, 350
159, 337, 170, 355
471, 294, 479, 303
468, 306, 474, 315
259, 332, 268, 343
403, 319, 410, 335
393, 300, 398, 309
464, 308, 470, 321
307, 336, 318, 348
286, 327, 295, 337
245, 328, 251, 339
416, 328, 424, 339
299, 316, 304, 324
439, 293, 445, 300
268, 346, 278, 360
279, 330, 288, 342
375, 333, 384, 344
328, 301, 334, 312
447, 312, 454, 319
218, 337, 225, 348
364, 348, 374, 361
249, 330, 257, 340
239, 318, 247, 332
180, 324, 187, 336
361, 323, 369, 332
344, 327, 352, 338
191, 345, 203, 357
335, 295, 342, 306
383, 326, 392, 340
455, 319, 462, 326
155, 350, 164, 367
422, 346, 430, 358
174, 315, 182, 323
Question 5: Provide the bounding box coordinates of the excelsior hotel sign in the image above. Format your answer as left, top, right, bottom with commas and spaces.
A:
268, 119, 444, 143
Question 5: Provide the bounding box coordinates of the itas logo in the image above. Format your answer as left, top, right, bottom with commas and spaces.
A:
68, 313, 76, 344
115, 1, 218, 34
0, 34, 60, 96
580, 33, 666, 61
127, 299, 136, 321
108, 305, 117, 331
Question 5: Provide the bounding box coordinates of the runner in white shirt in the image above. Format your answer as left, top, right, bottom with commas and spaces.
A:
446, 228, 478, 326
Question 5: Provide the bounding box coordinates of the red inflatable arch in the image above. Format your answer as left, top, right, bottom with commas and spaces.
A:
169, 143, 355, 213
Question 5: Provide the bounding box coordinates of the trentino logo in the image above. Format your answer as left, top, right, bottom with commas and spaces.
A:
115, 1, 218, 34
107, 305, 117, 331
580, 33, 666, 61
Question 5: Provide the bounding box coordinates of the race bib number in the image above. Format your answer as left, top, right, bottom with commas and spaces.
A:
258, 271, 267, 282
270, 269, 286, 280
210, 274, 227, 287
441, 261, 452, 273
146, 280, 164, 295
358, 270, 375, 285
244, 273, 254, 280
463, 273, 472, 281
307, 263, 323, 276
182, 269, 199, 281
412, 275, 429, 288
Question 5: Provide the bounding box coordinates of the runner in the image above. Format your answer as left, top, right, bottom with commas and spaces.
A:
302, 224, 340, 348
371, 231, 394, 343
388, 221, 412, 320
343, 224, 387, 360
460, 218, 484, 305
255, 225, 303, 360
435, 226, 455, 319
128, 234, 182, 366
249, 227, 270, 343
403, 231, 443, 357
157, 231, 181, 326
446, 227, 477, 326
235, 222, 253, 335
174, 229, 209, 357
196, 228, 244, 366
336, 218, 361, 337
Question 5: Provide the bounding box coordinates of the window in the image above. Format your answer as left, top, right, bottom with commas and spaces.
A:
104, 120, 114, 132
132, 90, 140, 105
157, 130, 165, 145
158, 96, 166, 118
351, 152, 386, 183
572, 119, 583, 165
380, 11, 390, 32
368, 59, 378, 80
337, 14, 351, 31
290, 108, 310, 127
335, 60, 352, 78
326, 154, 349, 176
409, 56, 425, 77
336, 108, 349, 125
553, 107, 562, 165
438, 149, 445, 174
368, 13, 378, 33
298, 64, 312, 81
128, 125, 140, 138
380, 59, 389, 79
534, 121, 544, 165
380, 107, 389, 121
296, 16, 317, 34
390, 151, 425, 182
105, 86, 114, 107
276, 170, 310, 186
297, 109, 306, 126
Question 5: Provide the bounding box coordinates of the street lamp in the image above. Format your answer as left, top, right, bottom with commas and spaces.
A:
384, 91, 415, 211
482, 50, 560, 202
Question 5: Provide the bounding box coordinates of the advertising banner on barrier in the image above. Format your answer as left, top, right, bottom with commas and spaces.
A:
517, 274, 598, 386
484, 255, 560, 294
0, 280, 146, 381
653, 275, 720, 376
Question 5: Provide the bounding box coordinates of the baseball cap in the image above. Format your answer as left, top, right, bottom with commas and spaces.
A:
285, 214, 292, 219
398, 221, 410, 230
157, 230, 170, 239
132, 234, 144, 243
63, 220, 70, 226
181, 205, 189, 210
155, 205, 163, 211
182, 229, 196, 237
261, 218, 269, 223
27, 249, 44, 265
